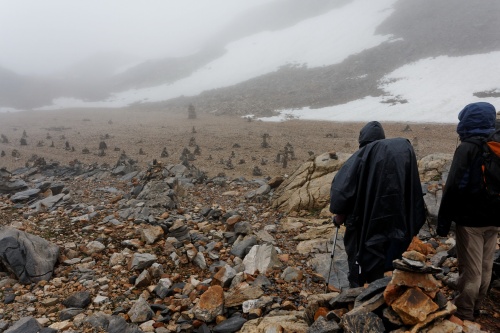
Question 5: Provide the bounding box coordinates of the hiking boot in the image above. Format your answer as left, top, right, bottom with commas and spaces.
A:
474, 309, 487, 317
455, 312, 474, 322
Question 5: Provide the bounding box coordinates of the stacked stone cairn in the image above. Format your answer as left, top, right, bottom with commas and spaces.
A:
303, 237, 490, 333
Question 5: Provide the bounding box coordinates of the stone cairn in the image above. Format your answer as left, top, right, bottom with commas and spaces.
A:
276, 143, 296, 168
160, 147, 169, 158
188, 103, 196, 119
194, 145, 201, 155
180, 147, 195, 163
189, 137, 196, 147
252, 166, 262, 176
261, 133, 270, 148
309, 236, 485, 333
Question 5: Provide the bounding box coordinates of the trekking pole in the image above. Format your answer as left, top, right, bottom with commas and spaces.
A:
325, 223, 340, 293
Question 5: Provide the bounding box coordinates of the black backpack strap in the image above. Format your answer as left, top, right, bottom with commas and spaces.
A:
463, 136, 486, 146
462, 137, 488, 158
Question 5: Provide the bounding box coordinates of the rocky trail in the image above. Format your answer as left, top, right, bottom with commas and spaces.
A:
0, 150, 498, 333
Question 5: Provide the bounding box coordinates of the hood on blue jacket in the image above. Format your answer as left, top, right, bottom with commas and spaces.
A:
358, 121, 385, 148
457, 102, 496, 140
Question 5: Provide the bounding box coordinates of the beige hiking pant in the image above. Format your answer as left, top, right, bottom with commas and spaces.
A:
455, 225, 499, 321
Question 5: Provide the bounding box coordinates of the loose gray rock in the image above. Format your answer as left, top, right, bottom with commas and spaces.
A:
129, 253, 157, 271
4, 317, 41, 333
354, 277, 391, 308
213, 316, 247, 333
307, 316, 341, 333
0, 179, 27, 194
83, 312, 110, 331
29, 193, 65, 211
39, 328, 57, 333
10, 188, 40, 202
230, 235, 257, 258
243, 244, 280, 275
0, 227, 59, 284
342, 311, 385, 333
234, 221, 253, 235
329, 287, 364, 308
154, 278, 173, 298
62, 291, 91, 309
59, 308, 85, 320
128, 297, 154, 323
281, 267, 303, 282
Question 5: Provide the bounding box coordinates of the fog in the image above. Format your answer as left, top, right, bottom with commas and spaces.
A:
0, 0, 274, 75
1, 0, 498, 122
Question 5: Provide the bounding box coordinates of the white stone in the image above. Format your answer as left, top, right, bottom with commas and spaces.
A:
139, 320, 155, 332
243, 244, 280, 275
93, 295, 109, 305
242, 299, 260, 313
49, 320, 72, 330
85, 240, 105, 254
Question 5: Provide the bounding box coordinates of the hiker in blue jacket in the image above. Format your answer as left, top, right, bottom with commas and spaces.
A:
437, 102, 500, 321
330, 121, 426, 287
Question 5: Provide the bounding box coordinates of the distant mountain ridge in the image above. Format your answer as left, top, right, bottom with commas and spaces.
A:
1, 0, 499, 115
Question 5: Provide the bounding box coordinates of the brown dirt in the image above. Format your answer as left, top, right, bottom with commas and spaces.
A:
0, 107, 498, 332
0, 108, 459, 178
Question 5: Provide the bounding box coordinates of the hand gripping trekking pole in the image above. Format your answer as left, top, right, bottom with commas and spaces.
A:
325, 223, 340, 293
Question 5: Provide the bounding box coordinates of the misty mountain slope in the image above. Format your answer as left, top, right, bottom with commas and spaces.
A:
376, 0, 500, 56
205, 0, 352, 47
155, 0, 500, 116
108, 0, 352, 93
110, 47, 226, 92
0, 0, 353, 109
107, 0, 351, 91
2, 0, 500, 122
52, 0, 395, 110
0, 67, 57, 108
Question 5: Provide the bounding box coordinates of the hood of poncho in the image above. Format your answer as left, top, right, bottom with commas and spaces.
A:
358, 121, 385, 148
457, 102, 496, 140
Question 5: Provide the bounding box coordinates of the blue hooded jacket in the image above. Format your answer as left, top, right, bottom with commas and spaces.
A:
438, 102, 499, 235
457, 102, 496, 140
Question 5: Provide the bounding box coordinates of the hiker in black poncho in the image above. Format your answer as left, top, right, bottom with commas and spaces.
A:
329, 121, 426, 287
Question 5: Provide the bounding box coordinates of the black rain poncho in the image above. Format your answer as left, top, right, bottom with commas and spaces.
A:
330, 136, 425, 285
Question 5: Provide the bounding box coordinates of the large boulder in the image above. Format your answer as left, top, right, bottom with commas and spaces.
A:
240, 311, 309, 333
273, 151, 453, 216
417, 153, 453, 183
0, 227, 60, 284
271, 152, 350, 212
4, 317, 42, 333
0, 179, 28, 194
243, 244, 280, 275
417, 153, 452, 221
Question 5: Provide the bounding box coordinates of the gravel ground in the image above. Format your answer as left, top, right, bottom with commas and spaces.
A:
0, 107, 498, 332
0, 108, 459, 178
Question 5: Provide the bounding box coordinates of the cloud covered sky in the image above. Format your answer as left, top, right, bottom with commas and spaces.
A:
0, 0, 272, 75
2, 0, 498, 124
